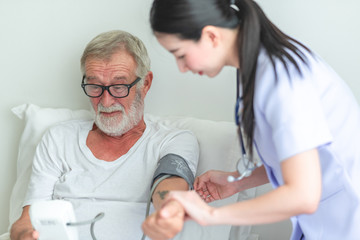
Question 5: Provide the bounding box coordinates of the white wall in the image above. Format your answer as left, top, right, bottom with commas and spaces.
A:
0, 0, 359, 236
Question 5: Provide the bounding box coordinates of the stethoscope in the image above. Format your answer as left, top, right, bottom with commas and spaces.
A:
227, 69, 262, 182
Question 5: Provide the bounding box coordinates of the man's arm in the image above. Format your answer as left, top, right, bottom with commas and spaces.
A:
143, 129, 199, 239
10, 206, 38, 240
142, 176, 189, 240
152, 176, 189, 209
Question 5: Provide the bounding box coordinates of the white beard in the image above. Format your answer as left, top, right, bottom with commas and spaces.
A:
94, 93, 144, 136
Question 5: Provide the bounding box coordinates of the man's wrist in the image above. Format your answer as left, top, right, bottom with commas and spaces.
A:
165, 198, 185, 214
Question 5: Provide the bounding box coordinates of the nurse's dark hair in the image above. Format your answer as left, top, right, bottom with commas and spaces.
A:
150, 0, 310, 159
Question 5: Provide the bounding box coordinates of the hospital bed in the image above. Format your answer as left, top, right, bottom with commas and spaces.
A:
0, 103, 259, 240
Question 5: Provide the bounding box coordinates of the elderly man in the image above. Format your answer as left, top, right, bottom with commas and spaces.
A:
10, 30, 199, 240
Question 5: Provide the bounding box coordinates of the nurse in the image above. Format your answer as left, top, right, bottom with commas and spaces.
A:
142, 0, 360, 239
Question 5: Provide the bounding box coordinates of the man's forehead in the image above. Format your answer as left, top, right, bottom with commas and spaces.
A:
87, 49, 134, 63
85, 53, 136, 76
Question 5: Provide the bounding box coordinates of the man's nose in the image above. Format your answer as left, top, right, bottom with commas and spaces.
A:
100, 89, 115, 107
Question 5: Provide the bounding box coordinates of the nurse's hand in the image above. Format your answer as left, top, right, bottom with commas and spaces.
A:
165, 190, 216, 226
142, 200, 185, 240
195, 170, 241, 202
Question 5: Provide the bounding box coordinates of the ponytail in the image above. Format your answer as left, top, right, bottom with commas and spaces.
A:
234, 0, 310, 160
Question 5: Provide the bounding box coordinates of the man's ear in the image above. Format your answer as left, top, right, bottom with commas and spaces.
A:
201, 26, 221, 47
142, 71, 153, 97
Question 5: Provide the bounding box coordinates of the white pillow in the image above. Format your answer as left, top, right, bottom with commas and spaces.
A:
144, 114, 241, 176
8, 103, 253, 239
9, 104, 93, 228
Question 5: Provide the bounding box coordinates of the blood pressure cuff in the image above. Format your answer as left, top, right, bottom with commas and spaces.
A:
152, 154, 195, 190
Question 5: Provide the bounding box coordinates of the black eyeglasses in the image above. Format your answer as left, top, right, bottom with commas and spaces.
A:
81, 76, 141, 98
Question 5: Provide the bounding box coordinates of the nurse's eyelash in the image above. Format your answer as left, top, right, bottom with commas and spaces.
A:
177, 55, 185, 60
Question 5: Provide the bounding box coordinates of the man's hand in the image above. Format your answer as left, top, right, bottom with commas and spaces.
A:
142, 200, 185, 240
10, 206, 39, 240
11, 229, 38, 240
